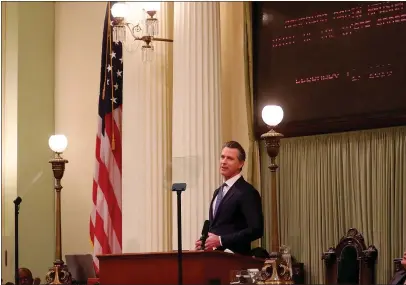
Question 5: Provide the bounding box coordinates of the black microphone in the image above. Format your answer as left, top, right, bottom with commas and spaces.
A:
13, 196, 22, 205
199, 220, 210, 250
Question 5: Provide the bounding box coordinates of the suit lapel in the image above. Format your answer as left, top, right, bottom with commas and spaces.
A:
390, 270, 406, 285
209, 188, 220, 222
212, 177, 244, 223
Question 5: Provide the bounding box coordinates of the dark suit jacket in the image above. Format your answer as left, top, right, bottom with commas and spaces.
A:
209, 176, 264, 255
390, 269, 406, 285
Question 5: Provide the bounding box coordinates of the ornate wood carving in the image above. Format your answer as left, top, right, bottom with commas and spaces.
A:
322, 228, 378, 285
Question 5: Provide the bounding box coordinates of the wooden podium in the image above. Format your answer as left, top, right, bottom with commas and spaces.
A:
97, 250, 264, 285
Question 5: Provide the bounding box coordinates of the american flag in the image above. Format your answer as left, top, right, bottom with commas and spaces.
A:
90, 2, 123, 273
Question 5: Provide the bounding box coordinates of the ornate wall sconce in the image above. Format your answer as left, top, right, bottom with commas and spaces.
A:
110, 2, 173, 62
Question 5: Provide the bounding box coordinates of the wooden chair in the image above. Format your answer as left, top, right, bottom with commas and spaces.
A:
322, 228, 378, 285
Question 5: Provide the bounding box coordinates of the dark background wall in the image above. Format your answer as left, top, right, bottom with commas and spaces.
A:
253, 1, 406, 137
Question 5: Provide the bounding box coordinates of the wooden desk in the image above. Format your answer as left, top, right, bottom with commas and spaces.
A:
98, 250, 264, 285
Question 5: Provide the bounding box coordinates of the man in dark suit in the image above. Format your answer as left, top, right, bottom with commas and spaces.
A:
195, 141, 264, 255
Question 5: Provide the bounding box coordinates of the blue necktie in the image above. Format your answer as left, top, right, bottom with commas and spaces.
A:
214, 183, 227, 217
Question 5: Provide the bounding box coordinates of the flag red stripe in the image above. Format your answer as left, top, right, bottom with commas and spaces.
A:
91, 113, 122, 241
104, 110, 122, 173
96, 147, 122, 246
95, 212, 112, 254
90, 220, 95, 245
92, 179, 99, 206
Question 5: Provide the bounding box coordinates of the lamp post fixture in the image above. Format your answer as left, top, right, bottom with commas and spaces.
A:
257, 105, 293, 285
261, 105, 284, 253
45, 135, 72, 285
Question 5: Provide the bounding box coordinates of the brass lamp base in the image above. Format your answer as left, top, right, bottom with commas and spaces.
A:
256, 254, 294, 285
260, 129, 283, 160
45, 261, 72, 285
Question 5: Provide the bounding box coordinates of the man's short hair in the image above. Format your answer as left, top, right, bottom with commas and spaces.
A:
18, 267, 33, 280
223, 141, 246, 161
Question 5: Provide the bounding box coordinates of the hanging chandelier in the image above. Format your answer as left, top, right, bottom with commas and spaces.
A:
110, 2, 173, 62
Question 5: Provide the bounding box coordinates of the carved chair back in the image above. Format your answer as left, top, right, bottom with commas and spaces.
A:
322, 228, 378, 285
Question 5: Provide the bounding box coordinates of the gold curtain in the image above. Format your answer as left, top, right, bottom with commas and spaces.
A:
243, 2, 261, 192
260, 126, 406, 284
219, 2, 249, 177
219, 1, 262, 248
243, 2, 262, 249
219, 1, 261, 191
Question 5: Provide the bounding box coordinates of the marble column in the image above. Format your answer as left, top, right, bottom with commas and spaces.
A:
122, 2, 173, 253
172, 2, 222, 250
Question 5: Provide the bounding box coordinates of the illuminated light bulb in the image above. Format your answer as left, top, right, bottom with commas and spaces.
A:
262, 105, 284, 127
49, 135, 68, 153
111, 2, 129, 19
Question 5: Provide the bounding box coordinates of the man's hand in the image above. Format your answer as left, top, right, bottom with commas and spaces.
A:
204, 233, 221, 250
195, 239, 202, 250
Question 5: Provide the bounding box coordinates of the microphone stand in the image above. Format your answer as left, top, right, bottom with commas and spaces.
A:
171, 183, 186, 285
14, 196, 22, 285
